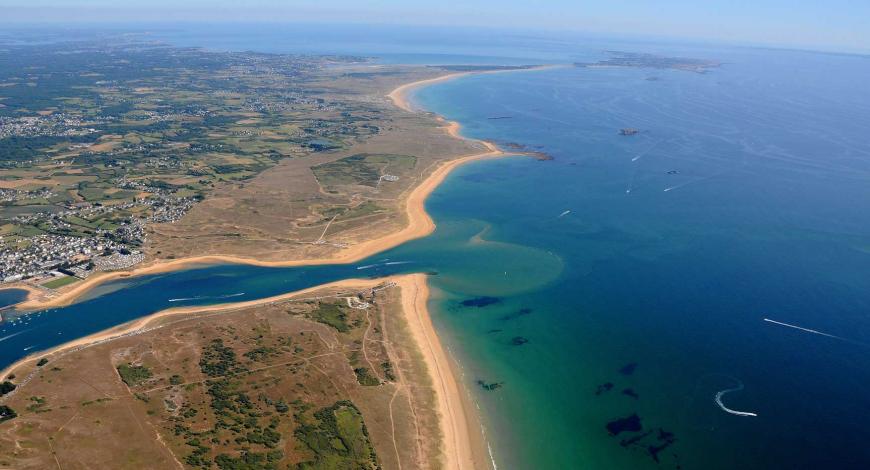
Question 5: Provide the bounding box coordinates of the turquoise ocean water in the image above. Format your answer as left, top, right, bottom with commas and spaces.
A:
3, 28, 870, 468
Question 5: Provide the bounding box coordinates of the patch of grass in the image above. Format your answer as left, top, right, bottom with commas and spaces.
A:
199, 339, 241, 377
304, 302, 352, 333
243, 346, 276, 363
0, 405, 16, 422
353, 368, 380, 387
117, 363, 153, 386
26, 396, 50, 413
381, 362, 396, 382
312, 153, 416, 188
42, 276, 80, 289
340, 201, 384, 220
214, 450, 283, 469
0, 381, 16, 396
294, 401, 379, 470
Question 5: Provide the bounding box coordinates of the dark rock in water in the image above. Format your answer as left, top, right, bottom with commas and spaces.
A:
647, 440, 675, 463
620, 429, 652, 447
646, 427, 678, 462
619, 363, 638, 375
595, 382, 614, 395
499, 307, 533, 322
622, 388, 639, 399
657, 428, 675, 442
527, 151, 554, 161
614, 425, 679, 464
606, 413, 642, 436
477, 380, 504, 391
510, 336, 529, 346
486, 329, 503, 334
460, 296, 501, 308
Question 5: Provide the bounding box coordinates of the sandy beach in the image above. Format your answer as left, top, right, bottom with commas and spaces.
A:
15, 72, 506, 311
396, 274, 491, 470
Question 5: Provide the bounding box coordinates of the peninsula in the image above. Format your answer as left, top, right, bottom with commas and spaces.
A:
0, 274, 488, 469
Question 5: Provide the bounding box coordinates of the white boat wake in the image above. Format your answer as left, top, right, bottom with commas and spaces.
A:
357, 261, 411, 269
763, 318, 848, 341
632, 139, 663, 162
0, 329, 31, 343
714, 380, 758, 417
384, 261, 412, 266
168, 292, 245, 303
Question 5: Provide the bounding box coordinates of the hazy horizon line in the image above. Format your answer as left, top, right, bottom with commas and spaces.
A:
1, 20, 868, 57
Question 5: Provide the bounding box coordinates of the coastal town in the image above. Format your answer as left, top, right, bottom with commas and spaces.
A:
0, 40, 383, 292
0, 187, 193, 284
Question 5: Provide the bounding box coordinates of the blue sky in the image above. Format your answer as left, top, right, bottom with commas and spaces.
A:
3, 0, 869, 52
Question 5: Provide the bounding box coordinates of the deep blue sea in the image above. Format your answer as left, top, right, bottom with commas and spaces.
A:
3, 27, 870, 469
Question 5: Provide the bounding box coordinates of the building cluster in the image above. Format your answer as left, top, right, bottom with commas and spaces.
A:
0, 114, 106, 139
0, 232, 130, 282
244, 93, 335, 114
1, 183, 196, 283
0, 187, 56, 203
117, 177, 199, 224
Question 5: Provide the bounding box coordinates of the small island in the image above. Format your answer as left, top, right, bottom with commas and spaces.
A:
576, 51, 721, 74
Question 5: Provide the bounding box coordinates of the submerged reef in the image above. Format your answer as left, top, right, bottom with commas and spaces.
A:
595, 382, 614, 395
606, 413, 643, 436
460, 296, 501, 308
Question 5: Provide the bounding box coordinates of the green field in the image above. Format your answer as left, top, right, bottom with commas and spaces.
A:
313, 153, 416, 188
0, 41, 375, 251
42, 276, 80, 289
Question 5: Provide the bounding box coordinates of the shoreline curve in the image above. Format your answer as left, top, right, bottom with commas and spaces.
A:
13, 70, 510, 311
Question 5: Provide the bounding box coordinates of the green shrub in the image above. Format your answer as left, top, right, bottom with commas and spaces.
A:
117, 363, 153, 386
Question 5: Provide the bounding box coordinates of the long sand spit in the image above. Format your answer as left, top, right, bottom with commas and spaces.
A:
1, 274, 489, 470
15, 71, 512, 311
